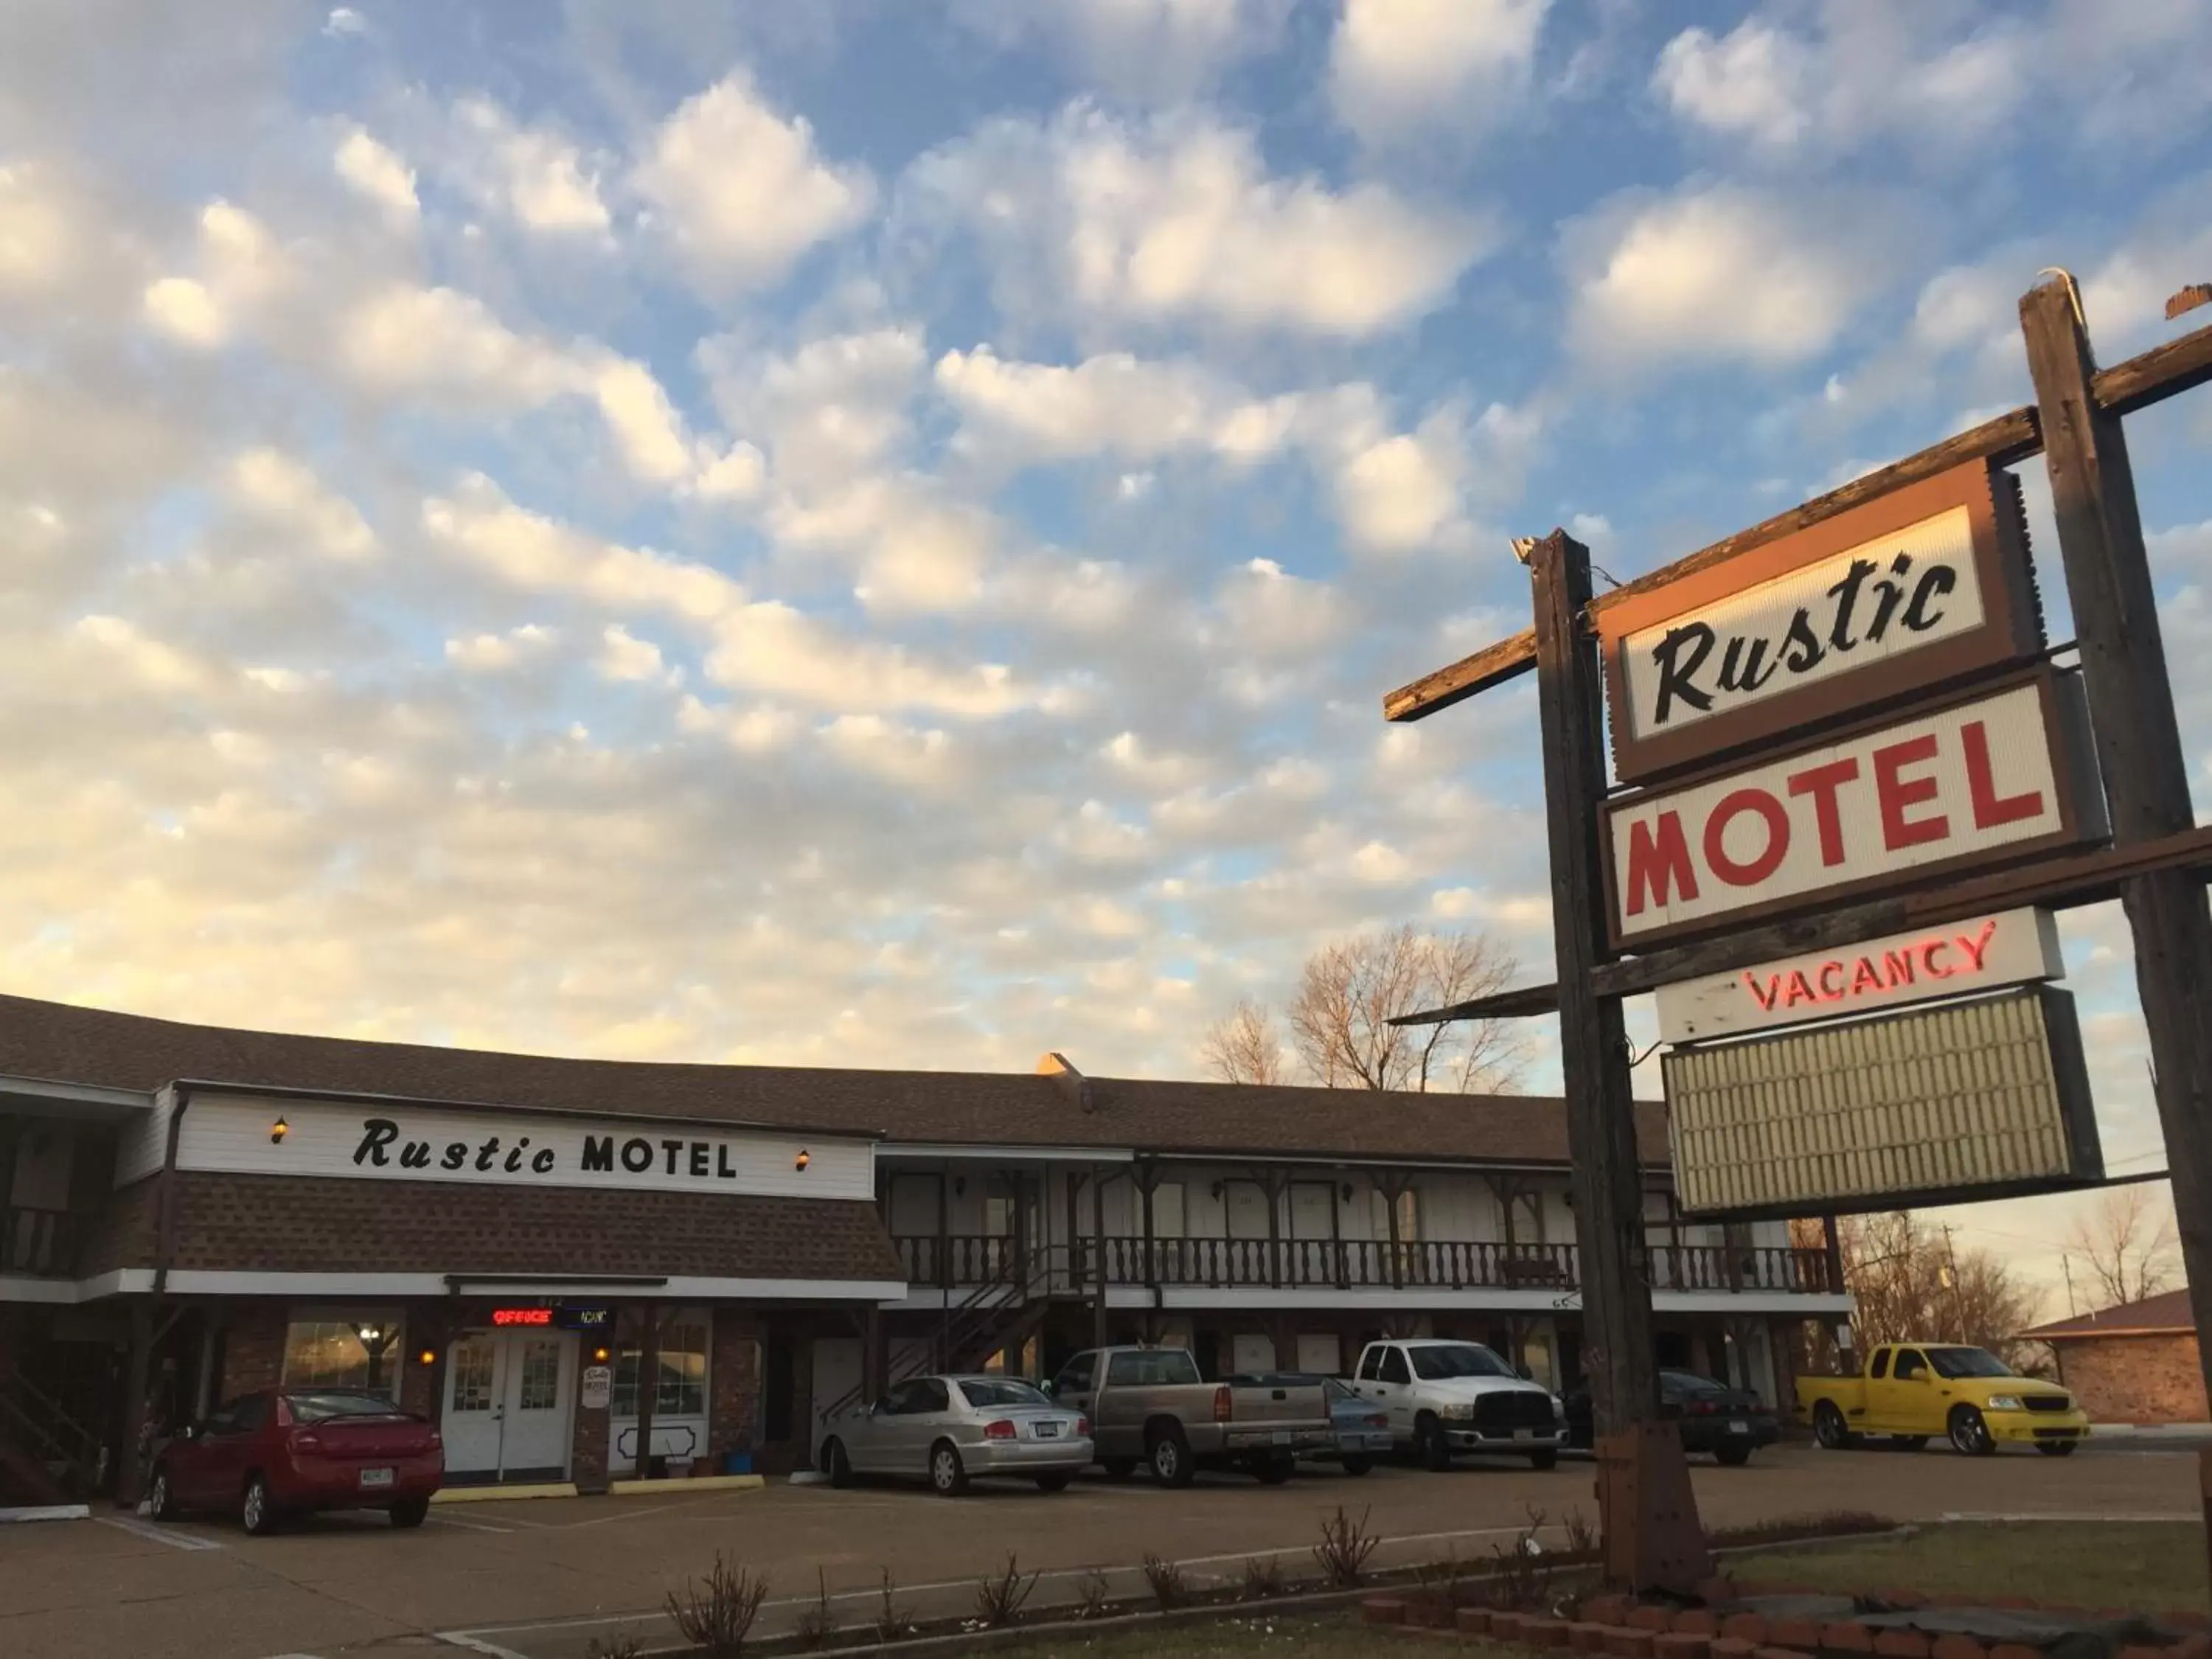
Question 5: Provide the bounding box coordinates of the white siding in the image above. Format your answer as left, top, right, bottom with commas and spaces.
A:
114, 1087, 178, 1188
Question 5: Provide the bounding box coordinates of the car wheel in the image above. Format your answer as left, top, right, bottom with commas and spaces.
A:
1340, 1455, 1373, 1477
1416, 1414, 1453, 1472
1812, 1402, 1854, 1450
147, 1467, 178, 1522
389, 1497, 430, 1528
1099, 1457, 1138, 1481
1948, 1406, 1996, 1458
822, 1436, 854, 1489
1526, 1448, 1559, 1472
928, 1439, 969, 1497
1034, 1472, 1074, 1492
2035, 1440, 2077, 1458
1892, 1436, 1928, 1452
1251, 1453, 1294, 1485
1714, 1445, 1753, 1468
240, 1474, 278, 1536
1148, 1426, 1194, 1489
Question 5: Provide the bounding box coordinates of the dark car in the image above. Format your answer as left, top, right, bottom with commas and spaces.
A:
1562, 1369, 1778, 1465
150, 1388, 443, 1533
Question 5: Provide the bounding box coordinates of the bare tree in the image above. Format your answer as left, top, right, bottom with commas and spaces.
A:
1282, 925, 1525, 1093
2066, 1183, 2180, 1309
1823, 1211, 2042, 1362
1200, 998, 1289, 1086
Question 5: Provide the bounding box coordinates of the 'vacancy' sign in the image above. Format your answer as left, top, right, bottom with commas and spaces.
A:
1599, 462, 2042, 785
1602, 669, 2101, 947
1653, 906, 2065, 1042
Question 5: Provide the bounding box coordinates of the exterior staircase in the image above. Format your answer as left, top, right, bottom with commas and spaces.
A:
0, 1372, 105, 1506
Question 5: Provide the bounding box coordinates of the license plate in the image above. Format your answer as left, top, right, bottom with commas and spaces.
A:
1512, 1429, 1534, 1441
1728, 1421, 1750, 1434
358, 1467, 395, 1489
1034, 1422, 1060, 1438
1272, 1430, 1293, 1444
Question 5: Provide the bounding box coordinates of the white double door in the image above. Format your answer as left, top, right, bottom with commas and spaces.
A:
444, 1329, 579, 1482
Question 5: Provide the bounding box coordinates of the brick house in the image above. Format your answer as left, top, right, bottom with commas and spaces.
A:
2020, 1289, 2207, 1426
0, 992, 1850, 1508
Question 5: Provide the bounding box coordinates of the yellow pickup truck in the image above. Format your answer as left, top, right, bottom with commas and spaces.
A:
1795, 1342, 2088, 1457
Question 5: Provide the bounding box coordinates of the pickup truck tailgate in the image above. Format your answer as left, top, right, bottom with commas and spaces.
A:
1231, 1382, 1328, 1426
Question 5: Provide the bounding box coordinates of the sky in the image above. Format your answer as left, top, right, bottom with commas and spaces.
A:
2, 0, 2209, 1316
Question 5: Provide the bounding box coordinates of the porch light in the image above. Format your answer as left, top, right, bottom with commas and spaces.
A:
593, 1345, 611, 1363
270, 1116, 289, 1144
417, 1348, 436, 1368
355, 1322, 384, 1346
795, 1148, 811, 1172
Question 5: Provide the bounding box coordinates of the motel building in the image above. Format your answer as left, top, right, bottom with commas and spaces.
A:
0, 994, 1848, 1506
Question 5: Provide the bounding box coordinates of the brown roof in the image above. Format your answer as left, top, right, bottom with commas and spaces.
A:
0, 991, 1666, 1167
2020, 1287, 2198, 1340
79, 1173, 903, 1285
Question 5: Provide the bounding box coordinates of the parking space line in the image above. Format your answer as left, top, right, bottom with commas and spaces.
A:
436, 1636, 534, 1659
95, 1515, 226, 1551
428, 1513, 517, 1534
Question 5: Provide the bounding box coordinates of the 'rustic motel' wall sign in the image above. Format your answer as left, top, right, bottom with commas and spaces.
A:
1599, 462, 2042, 785
1653, 905, 2065, 1042
1602, 667, 2104, 948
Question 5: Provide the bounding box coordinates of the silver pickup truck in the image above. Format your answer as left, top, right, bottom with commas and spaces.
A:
1045, 1346, 1334, 1487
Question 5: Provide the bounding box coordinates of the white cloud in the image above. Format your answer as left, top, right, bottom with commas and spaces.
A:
594, 624, 680, 686
335, 283, 576, 403
955, 0, 1288, 101
935, 347, 1259, 465
445, 624, 557, 672
140, 201, 290, 349
451, 98, 611, 238
904, 105, 1491, 338
1651, 21, 1812, 153
0, 164, 85, 301
1564, 184, 1890, 368
226, 448, 376, 560
142, 276, 226, 347
333, 128, 419, 221
1329, 0, 1551, 146
323, 7, 366, 37
630, 70, 874, 294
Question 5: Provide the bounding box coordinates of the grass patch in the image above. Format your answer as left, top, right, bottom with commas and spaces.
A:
995, 1612, 1503, 1657
1733, 1521, 2209, 1612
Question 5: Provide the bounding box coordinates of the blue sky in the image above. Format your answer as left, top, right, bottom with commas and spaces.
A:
3, 0, 2209, 1308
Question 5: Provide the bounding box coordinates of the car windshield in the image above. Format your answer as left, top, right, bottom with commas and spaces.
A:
284, 1391, 408, 1423
1927, 1347, 2015, 1380
1408, 1343, 1514, 1381
1322, 1377, 1354, 1402
958, 1379, 1048, 1408
1663, 1371, 1725, 1396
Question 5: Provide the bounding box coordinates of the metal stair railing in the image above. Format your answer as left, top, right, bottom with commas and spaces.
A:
0, 1371, 105, 1495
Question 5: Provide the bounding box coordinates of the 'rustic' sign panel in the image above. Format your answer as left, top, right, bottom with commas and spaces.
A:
1663, 984, 2101, 1218
1603, 667, 2102, 949
1652, 906, 2065, 1042
1600, 462, 2041, 785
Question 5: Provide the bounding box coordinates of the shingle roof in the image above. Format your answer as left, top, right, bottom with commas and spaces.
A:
0, 990, 1668, 1166
2019, 1287, 2198, 1340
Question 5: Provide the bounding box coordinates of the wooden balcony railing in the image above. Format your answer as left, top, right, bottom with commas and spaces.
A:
891, 1234, 1838, 1297
1, 1206, 76, 1277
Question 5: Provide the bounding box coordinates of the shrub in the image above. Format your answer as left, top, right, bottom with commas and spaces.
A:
1313, 1505, 1380, 1588
664, 1554, 771, 1657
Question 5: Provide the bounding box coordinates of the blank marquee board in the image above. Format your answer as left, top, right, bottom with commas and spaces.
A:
1662, 984, 2103, 1219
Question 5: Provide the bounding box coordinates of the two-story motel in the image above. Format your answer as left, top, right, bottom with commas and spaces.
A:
0, 994, 1848, 1503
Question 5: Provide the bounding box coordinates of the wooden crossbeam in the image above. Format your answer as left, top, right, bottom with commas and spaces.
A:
1391, 821, 2212, 1025
1382, 319, 2212, 723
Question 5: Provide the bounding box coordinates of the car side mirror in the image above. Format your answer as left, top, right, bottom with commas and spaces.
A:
175, 1425, 198, 1442
1038, 1380, 1055, 1397
1516, 1366, 1534, 1382
870, 1397, 890, 1416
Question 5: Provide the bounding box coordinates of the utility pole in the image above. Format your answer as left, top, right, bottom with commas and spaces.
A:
2062, 1255, 2077, 1319
1940, 1224, 1965, 1340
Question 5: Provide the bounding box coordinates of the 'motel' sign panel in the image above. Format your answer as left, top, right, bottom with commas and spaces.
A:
1602, 669, 2101, 948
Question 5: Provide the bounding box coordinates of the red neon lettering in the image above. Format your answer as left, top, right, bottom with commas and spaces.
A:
492, 1307, 552, 1326
1624, 812, 1698, 915
1787, 757, 1861, 866
1919, 939, 1951, 978
1817, 960, 1846, 999
1703, 787, 1790, 887
1963, 719, 2044, 827
1781, 969, 1817, 1007
1882, 950, 1916, 987
1742, 971, 1782, 1011
1873, 734, 1948, 849
1851, 956, 1884, 994
1958, 917, 1997, 971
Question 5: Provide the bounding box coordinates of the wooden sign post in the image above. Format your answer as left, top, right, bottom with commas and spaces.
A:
1530, 529, 1709, 1591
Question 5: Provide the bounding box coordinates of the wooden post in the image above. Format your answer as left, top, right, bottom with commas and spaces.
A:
1136, 1161, 1159, 1289
1091, 1171, 1109, 1350
1820, 1214, 1846, 1298
1530, 529, 1705, 1592
1378, 1171, 1408, 1288
114, 1298, 156, 1507
1260, 1167, 1287, 1287
633, 1306, 660, 1483
2023, 279, 2212, 1575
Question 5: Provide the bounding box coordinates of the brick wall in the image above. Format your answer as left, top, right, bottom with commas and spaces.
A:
709, 1307, 762, 1467
2058, 1333, 2208, 1425
220, 1306, 288, 1396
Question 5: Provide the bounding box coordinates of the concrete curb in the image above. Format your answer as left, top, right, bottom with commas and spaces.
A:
611, 1473, 765, 1496
431, 1481, 578, 1503
0, 1503, 90, 1523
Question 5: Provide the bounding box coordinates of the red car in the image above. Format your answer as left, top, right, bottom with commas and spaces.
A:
149, 1388, 443, 1533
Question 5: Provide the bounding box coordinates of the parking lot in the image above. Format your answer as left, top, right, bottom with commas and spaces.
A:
1, 1440, 2202, 1659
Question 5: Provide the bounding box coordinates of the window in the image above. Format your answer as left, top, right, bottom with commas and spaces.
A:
201, 1398, 245, 1436
227, 1395, 268, 1434
1054, 1352, 1096, 1394
450, 1336, 496, 1413
1869, 1349, 1891, 1380
1378, 1348, 1412, 1385
285, 1391, 408, 1424
613, 1315, 709, 1419
517, 1339, 562, 1411
1893, 1349, 1927, 1381
1408, 1343, 1514, 1382
1152, 1182, 1186, 1239
1106, 1349, 1201, 1387
282, 1315, 406, 1401
959, 1378, 1046, 1409
1927, 1348, 2014, 1380
886, 1378, 949, 1414
1357, 1347, 1385, 1382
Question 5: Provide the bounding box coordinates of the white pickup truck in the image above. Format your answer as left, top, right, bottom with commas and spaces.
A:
1347, 1338, 1565, 1470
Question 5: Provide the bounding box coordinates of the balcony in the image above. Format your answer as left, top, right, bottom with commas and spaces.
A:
1, 1206, 76, 1277
891, 1234, 1838, 1297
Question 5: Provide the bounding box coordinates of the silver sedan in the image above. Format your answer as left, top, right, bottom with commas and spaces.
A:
819, 1374, 1093, 1495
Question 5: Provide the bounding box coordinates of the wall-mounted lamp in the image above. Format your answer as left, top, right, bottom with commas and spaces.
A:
417, 1347, 437, 1368
593, 1345, 612, 1364
953, 1175, 967, 1197
1208, 1180, 1224, 1201
1339, 1183, 1355, 1203
270, 1116, 289, 1145
355, 1322, 385, 1346
794, 1149, 811, 1172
